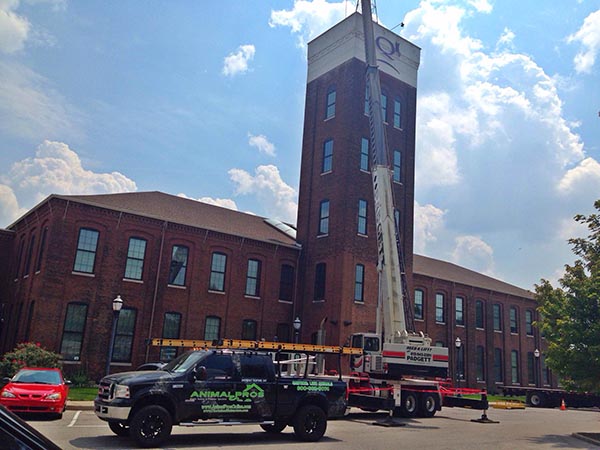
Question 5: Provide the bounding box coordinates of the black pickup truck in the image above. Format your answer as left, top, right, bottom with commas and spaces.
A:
95, 349, 347, 447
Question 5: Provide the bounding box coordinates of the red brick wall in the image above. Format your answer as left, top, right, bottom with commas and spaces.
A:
413, 273, 554, 392
296, 57, 416, 347
2, 197, 300, 380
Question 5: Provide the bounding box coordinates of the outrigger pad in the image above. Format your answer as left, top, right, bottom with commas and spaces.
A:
372, 416, 407, 427
471, 412, 499, 424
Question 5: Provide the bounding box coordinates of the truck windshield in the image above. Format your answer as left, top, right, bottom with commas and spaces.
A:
163, 351, 207, 373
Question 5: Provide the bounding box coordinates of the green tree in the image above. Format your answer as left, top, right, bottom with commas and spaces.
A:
0, 342, 62, 378
535, 200, 600, 393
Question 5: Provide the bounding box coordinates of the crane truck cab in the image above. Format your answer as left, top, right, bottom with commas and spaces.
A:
350, 332, 448, 379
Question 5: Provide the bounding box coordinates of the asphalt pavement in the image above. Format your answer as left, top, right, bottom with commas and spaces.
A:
65, 401, 600, 447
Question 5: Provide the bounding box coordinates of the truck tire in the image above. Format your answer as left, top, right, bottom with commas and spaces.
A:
108, 421, 130, 437
293, 405, 327, 442
397, 391, 418, 418
260, 421, 287, 433
527, 392, 546, 408
418, 393, 438, 418
130, 405, 173, 448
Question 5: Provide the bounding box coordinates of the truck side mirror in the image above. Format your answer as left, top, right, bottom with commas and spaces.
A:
194, 366, 207, 381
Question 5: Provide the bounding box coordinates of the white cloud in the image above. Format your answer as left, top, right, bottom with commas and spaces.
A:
1, 141, 136, 226
0, 61, 82, 141
248, 133, 276, 157
0, 0, 63, 53
567, 9, 600, 74
451, 235, 495, 276
269, 0, 346, 48
496, 27, 515, 50
402, 0, 598, 288
557, 157, 600, 194
413, 202, 446, 254
467, 0, 492, 14
222, 44, 255, 77
228, 165, 297, 224
177, 192, 239, 211
0, 0, 29, 53
406, 2, 483, 56
0, 183, 26, 227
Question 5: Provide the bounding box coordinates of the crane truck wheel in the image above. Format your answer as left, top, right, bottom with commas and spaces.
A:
393, 391, 418, 418
418, 393, 439, 418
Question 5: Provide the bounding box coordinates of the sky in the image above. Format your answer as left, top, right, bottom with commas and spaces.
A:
1, 0, 599, 292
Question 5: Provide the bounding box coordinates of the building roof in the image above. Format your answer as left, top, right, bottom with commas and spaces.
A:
45, 191, 298, 248
413, 254, 534, 299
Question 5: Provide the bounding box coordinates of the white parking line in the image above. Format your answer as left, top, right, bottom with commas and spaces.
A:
67, 410, 80, 427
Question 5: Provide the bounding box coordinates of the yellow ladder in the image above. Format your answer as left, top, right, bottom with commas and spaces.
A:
150, 338, 363, 355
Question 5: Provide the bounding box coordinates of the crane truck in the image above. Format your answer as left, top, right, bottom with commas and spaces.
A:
346, 0, 487, 418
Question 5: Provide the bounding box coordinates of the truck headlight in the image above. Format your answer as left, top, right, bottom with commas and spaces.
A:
114, 384, 130, 399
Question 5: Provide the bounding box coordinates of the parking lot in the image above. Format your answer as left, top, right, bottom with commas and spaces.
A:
25, 406, 600, 449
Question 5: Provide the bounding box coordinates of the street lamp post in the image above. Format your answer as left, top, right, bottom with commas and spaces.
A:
105, 295, 123, 376
293, 317, 301, 343
455, 337, 462, 392
534, 348, 540, 387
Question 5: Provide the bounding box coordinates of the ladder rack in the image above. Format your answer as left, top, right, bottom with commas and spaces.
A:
149, 338, 363, 355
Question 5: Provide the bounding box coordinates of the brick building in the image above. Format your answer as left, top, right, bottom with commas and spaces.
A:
0, 12, 554, 391
1, 192, 301, 379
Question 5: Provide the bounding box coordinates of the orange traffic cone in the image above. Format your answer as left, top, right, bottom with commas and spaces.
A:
560, 399, 566, 410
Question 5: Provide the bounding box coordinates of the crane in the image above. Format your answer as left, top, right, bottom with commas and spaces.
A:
350, 0, 448, 380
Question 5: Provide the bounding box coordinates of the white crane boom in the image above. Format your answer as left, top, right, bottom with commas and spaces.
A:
351, 0, 448, 379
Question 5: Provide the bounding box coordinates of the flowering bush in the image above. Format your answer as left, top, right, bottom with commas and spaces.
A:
0, 342, 62, 378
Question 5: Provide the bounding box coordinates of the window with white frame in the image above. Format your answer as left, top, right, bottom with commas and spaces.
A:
73, 228, 99, 274
435, 293, 445, 323
354, 264, 365, 302
322, 139, 333, 173
60, 303, 88, 361
209, 252, 227, 292
168, 245, 188, 286
325, 88, 336, 119
318, 200, 329, 235
414, 289, 424, 320
360, 138, 369, 171
358, 199, 367, 235
245, 259, 261, 297
455, 296, 464, 326
393, 150, 401, 182
204, 316, 221, 341
393, 98, 402, 128
124, 237, 147, 280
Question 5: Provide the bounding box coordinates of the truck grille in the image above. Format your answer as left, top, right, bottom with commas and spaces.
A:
97, 381, 114, 401
372, 355, 384, 372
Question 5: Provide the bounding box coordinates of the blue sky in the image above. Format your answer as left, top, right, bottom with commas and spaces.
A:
1, 0, 599, 291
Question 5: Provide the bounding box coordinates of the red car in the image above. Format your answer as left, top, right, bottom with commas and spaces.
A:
0, 368, 69, 419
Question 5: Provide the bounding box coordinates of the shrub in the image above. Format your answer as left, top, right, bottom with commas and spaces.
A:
68, 368, 92, 387
0, 342, 62, 378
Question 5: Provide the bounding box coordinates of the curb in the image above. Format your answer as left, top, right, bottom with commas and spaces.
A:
66, 401, 95, 411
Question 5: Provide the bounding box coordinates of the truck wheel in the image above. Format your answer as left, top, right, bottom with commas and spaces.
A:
130, 405, 173, 448
108, 421, 130, 437
293, 405, 327, 442
260, 421, 287, 433
527, 392, 546, 408
398, 391, 418, 418
418, 393, 438, 418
